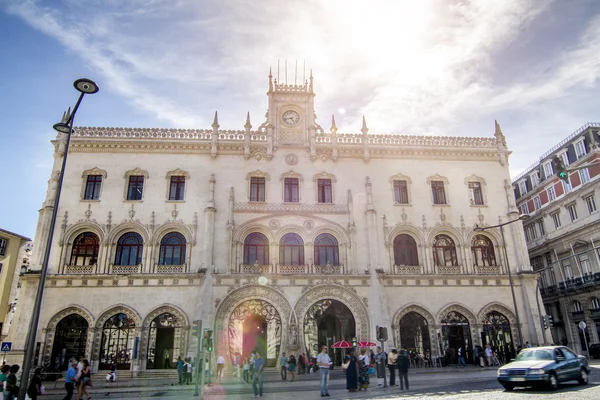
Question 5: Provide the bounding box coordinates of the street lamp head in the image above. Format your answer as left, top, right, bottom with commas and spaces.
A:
73, 78, 99, 94
52, 122, 72, 133
518, 214, 531, 221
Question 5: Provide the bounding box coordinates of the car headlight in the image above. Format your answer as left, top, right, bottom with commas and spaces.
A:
497, 369, 508, 376
528, 369, 545, 375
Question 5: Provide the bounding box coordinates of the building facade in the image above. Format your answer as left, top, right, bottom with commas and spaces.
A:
0, 228, 32, 339
7, 72, 544, 372
512, 123, 600, 354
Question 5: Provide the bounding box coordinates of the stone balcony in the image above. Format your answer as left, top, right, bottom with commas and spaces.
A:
110, 264, 142, 274
475, 265, 501, 275
63, 264, 98, 275
152, 264, 187, 274
237, 264, 345, 275
392, 265, 423, 275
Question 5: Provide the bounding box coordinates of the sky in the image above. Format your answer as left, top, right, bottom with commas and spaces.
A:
1, 0, 600, 239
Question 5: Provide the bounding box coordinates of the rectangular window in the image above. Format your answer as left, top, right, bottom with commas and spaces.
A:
543, 162, 553, 179
530, 225, 538, 240
524, 227, 531, 242
561, 259, 573, 279
530, 172, 540, 188
551, 212, 561, 229
578, 253, 591, 274
284, 178, 299, 202
538, 220, 546, 236
431, 181, 447, 204
468, 182, 484, 205
84, 175, 102, 200
520, 203, 529, 215
393, 180, 409, 204
580, 168, 590, 184
547, 186, 556, 201
563, 180, 572, 193
533, 196, 542, 211
585, 195, 597, 214
250, 177, 265, 202
168, 176, 186, 201
567, 203, 578, 221
518, 181, 527, 195
575, 140, 587, 159
0, 238, 7, 256
127, 176, 144, 200
559, 152, 570, 167
317, 179, 333, 203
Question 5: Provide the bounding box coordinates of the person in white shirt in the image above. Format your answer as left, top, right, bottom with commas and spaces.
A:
216, 355, 225, 380
484, 344, 493, 367
316, 346, 332, 397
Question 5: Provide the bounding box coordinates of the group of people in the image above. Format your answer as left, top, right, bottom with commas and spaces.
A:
0, 363, 45, 400
278, 352, 298, 382
175, 356, 194, 384
342, 346, 410, 393
63, 355, 92, 400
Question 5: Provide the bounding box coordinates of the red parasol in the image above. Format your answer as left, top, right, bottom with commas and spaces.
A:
356, 341, 377, 348
331, 340, 353, 348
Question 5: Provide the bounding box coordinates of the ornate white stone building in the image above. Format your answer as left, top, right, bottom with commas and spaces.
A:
8, 71, 544, 372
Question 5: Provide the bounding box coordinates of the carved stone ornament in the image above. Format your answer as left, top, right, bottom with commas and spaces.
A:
268, 219, 280, 230
303, 220, 314, 230
285, 153, 298, 165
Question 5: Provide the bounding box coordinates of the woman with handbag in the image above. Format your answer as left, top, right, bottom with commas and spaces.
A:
27, 367, 43, 400
344, 350, 358, 392
77, 360, 91, 400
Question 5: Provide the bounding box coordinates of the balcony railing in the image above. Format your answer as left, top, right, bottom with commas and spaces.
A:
110, 264, 142, 274
571, 311, 585, 321
241, 264, 271, 274
475, 265, 501, 275
153, 264, 187, 274
63, 264, 98, 275
238, 264, 345, 275
392, 265, 422, 275
590, 308, 600, 319
436, 266, 462, 274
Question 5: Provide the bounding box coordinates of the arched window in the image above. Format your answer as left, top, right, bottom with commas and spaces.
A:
159, 232, 186, 265
432, 234, 458, 267
99, 313, 135, 370
279, 233, 304, 265
591, 297, 600, 311
471, 235, 496, 266
114, 232, 143, 266
314, 233, 339, 266
573, 301, 583, 312
393, 234, 419, 266
70, 232, 100, 266
243, 233, 270, 265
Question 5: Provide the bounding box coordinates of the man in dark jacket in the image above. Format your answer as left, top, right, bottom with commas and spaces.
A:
396, 349, 409, 391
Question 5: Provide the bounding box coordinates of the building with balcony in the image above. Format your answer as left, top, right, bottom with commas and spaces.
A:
512, 123, 600, 354
7, 70, 544, 372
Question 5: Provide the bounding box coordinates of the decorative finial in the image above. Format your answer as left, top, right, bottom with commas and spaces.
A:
245, 112, 252, 129
361, 115, 369, 135
330, 115, 338, 134
494, 120, 507, 146
309, 69, 314, 92
268, 68, 273, 92
212, 111, 219, 128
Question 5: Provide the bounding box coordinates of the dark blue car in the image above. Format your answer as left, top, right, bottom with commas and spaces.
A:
497, 346, 590, 390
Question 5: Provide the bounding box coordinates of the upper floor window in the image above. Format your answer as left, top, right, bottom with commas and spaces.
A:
533, 196, 542, 211
537, 220, 546, 236
114, 232, 143, 266
317, 179, 332, 203
314, 233, 339, 266
393, 180, 409, 204
279, 233, 304, 265
551, 212, 561, 229
84, 175, 103, 200
547, 185, 556, 202
471, 235, 496, 267
0, 238, 8, 256
393, 234, 419, 266
284, 178, 299, 202
558, 151, 570, 167
70, 232, 99, 266
127, 176, 145, 201
518, 180, 527, 195
543, 162, 553, 179
572, 300, 583, 312
243, 232, 269, 265
585, 195, 597, 214
468, 182, 484, 205
567, 203, 578, 222
431, 181, 447, 205
520, 203, 529, 215
563, 180, 572, 194
591, 297, 600, 311
574, 140, 587, 159
530, 172, 540, 188
159, 232, 186, 265
562, 259, 573, 279
250, 177, 266, 202
580, 168, 590, 184
432, 234, 458, 267
168, 176, 186, 201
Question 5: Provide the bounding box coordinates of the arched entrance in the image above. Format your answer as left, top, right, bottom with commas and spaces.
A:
99, 313, 136, 370
399, 312, 431, 357
481, 311, 513, 356
440, 311, 472, 365
146, 313, 183, 369
50, 314, 89, 371
229, 299, 282, 367
304, 299, 356, 366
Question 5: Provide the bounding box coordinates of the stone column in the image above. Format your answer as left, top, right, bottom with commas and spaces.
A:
204, 174, 216, 271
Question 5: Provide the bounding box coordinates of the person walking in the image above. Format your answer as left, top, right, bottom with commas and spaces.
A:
216, 354, 225, 380
280, 352, 288, 381
397, 349, 409, 391
63, 359, 78, 400
77, 359, 92, 400
387, 349, 398, 386
242, 357, 250, 383
457, 346, 466, 367
249, 353, 256, 382
357, 356, 370, 391
4, 365, 20, 400
233, 352, 241, 379
317, 346, 332, 397
344, 349, 358, 392
252, 351, 265, 398
176, 356, 184, 384
484, 344, 493, 367
287, 355, 297, 382
27, 367, 43, 400
0, 364, 10, 400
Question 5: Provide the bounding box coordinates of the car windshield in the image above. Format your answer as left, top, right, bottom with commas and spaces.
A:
515, 349, 553, 361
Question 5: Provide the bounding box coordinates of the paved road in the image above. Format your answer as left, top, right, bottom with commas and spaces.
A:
41, 364, 600, 399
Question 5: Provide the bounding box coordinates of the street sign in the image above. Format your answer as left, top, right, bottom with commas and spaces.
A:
1, 342, 12, 352
579, 321, 587, 330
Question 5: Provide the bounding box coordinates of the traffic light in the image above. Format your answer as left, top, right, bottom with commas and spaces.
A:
542, 315, 548, 330
193, 322, 202, 338
376, 326, 388, 341
551, 156, 570, 184
352, 338, 357, 348
204, 330, 214, 352
547, 315, 554, 328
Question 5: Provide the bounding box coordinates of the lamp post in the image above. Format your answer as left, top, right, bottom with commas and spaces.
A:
475, 213, 530, 349
18, 79, 99, 400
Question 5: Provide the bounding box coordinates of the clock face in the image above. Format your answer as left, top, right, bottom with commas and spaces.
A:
282, 110, 300, 126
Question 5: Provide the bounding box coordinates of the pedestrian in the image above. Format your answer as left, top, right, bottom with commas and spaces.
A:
26, 367, 43, 400
164, 349, 171, 369
374, 346, 386, 386
344, 349, 358, 392
397, 349, 409, 391
316, 345, 332, 397
525, 341, 532, 348
242, 357, 250, 383
280, 351, 288, 381
0, 364, 10, 400
63, 359, 78, 400
298, 353, 305, 374
457, 346, 466, 367
287, 355, 297, 382
77, 359, 92, 400
3, 365, 19, 400
484, 344, 493, 367
388, 349, 398, 386
252, 351, 265, 398
76, 355, 84, 382
185, 358, 193, 384
176, 356, 184, 384
216, 354, 225, 380
106, 362, 117, 382
233, 352, 241, 379
249, 352, 256, 381
473, 345, 479, 366
357, 356, 370, 391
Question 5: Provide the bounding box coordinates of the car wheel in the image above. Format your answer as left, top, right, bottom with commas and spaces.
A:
578, 369, 588, 385
548, 373, 559, 390
502, 384, 514, 391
